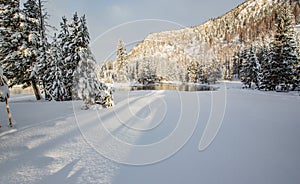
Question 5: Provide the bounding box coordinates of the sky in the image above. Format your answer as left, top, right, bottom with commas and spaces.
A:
42, 0, 246, 63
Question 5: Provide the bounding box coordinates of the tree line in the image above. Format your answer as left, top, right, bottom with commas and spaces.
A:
0, 0, 112, 108
101, 2, 299, 90
102, 40, 223, 85
232, 4, 300, 91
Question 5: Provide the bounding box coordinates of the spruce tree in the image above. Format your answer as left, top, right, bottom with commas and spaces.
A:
0, 0, 43, 100
199, 63, 207, 84
35, 0, 50, 100
206, 59, 222, 84
77, 15, 90, 48
258, 45, 272, 90
73, 48, 101, 107
58, 16, 70, 59
269, 4, 298, 91
63, 12, 87, 98
0, 0, 23, 85
44, 34, 67, 101
116, 39, 128, 82
240, 46, 260, 88
22, 0, 43, 100
187, 60, 200, 83
232, 51, 242, 79
57, 16, 72, 99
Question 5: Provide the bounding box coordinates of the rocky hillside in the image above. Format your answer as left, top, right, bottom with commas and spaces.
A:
126, 0, 300, 79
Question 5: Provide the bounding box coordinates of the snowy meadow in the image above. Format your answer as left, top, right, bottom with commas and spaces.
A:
1, 82, 300, 184
1, 0, 300, 183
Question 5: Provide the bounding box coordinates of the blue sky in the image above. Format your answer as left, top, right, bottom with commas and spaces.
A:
43, 0, 246, 62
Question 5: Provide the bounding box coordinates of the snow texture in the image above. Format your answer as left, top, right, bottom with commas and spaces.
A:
0, 82, 300, 184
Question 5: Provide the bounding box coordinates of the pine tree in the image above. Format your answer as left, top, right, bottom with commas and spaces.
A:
206, 59, 222, 84
166, 60, 179, 82
232, 51, 242, 79
57, 16, 73, 99
44, 34, 67, 101
0, 0, 23, 86
35, 0, 51, 100
240, 46, 260, 88
22, 0, 43, 100
139, 57, 158, 84
0, 0, 43, 100
77, 15, 90, 49
187, 60, 200, 83
199, 63, 207, 84
58, 16, 71, 61
115, 39, 128, 82
60, 12, 91, 98
73, 48, 111, 108
268, 4, 298, 91
257, 45, 271, 90
223, 60, 232, 80
62, 13, 80, 98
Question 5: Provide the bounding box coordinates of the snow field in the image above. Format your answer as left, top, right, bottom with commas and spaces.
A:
1, 84, 300, 184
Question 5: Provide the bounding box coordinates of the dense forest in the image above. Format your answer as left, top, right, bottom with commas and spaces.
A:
0, 0, 113, 108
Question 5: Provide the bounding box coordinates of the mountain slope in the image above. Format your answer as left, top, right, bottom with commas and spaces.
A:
124, 0, 300, 81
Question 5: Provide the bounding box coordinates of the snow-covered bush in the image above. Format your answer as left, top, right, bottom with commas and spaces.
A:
95, 85, 114, 108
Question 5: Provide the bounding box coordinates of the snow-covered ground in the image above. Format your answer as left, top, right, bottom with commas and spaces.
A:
0, 81, 300, 184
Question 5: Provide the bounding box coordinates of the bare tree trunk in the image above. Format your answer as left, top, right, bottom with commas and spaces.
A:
32, 80, 41, 100
5, 99, 13, 127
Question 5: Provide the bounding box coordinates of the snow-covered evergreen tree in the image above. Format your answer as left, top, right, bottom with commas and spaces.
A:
240, 46, 260, 88
268, 4, 299, 90
77, 15, 90, 49
115, 39, 128, 82
166, 60, 179, 82
59, 13, 92, 98
0, 0, 23, 85
206, 59, 222, 84
43, 34, 67, 101
56, 16, 72, 99
21, 0, 43, 100
73, 48, 113, 109
223, 60, 232, 80
187, 60, 200, 83
58, 16, 71, 60
198, 63, 207, 84
257, 45, 271, 90
232, 51, 242, 79
0, 0, 44, 100
138, 57, 158, 84
72, 48, 98, 104
63, 13, 81, 98
33, 0, 51, 100
46, 62, 66, 101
